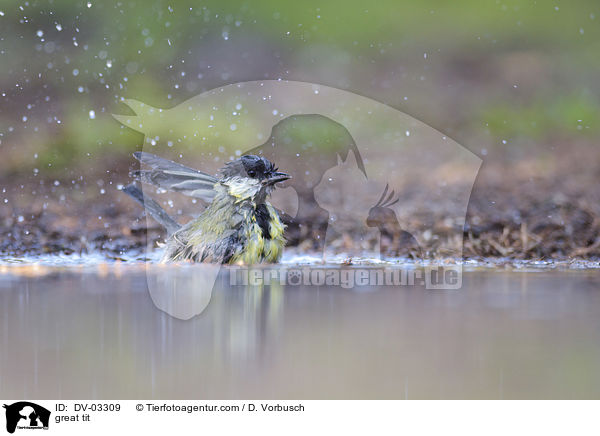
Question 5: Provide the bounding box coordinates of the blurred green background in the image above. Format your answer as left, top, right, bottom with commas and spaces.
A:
0, 0, 598, 179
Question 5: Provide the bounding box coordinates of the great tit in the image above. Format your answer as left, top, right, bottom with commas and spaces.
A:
123, 152, 290, 264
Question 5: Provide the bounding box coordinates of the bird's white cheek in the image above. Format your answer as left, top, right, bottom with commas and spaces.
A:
226, 178, 261, 199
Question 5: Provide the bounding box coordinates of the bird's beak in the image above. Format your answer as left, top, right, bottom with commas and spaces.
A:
264, 172, 291, 186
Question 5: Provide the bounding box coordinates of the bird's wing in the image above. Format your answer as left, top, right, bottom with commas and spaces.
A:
121, 183, 181, 235
132, 152, 218, 203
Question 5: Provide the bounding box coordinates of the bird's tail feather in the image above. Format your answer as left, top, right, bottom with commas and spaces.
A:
122, 183, 181, 235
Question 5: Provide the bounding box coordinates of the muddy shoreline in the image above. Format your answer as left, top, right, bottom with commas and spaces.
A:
2, 143, 600, 262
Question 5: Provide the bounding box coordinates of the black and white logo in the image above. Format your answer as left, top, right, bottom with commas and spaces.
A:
3, 402, 50, 434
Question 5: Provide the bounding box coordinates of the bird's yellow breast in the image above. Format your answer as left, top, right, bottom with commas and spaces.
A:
229, 203, 286, 264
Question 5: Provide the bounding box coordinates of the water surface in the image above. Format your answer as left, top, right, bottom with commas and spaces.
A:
1, 265, 599, 399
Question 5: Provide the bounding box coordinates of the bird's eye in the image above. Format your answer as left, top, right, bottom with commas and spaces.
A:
248, 170, 256, 177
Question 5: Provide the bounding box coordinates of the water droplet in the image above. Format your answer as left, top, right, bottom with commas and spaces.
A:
89, 110, 96, 119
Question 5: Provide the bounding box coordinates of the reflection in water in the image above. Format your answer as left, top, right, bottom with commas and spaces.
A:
1, 268, 600, 399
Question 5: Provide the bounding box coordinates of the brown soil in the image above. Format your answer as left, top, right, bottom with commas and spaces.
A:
1, 142, 599, 261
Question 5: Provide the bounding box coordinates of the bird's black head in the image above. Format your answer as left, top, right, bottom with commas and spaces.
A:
240, 155, 276, 180
220, 155, 290, 186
